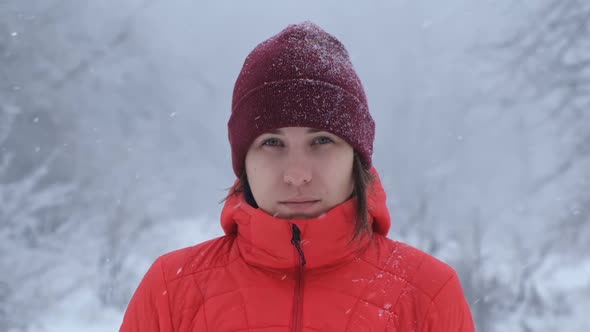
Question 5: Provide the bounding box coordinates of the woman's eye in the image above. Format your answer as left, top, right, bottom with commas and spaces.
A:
262, 138, 282, 147
313, 136, 334, 145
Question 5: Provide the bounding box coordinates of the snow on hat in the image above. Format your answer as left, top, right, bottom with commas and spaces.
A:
228, 21, 375, 178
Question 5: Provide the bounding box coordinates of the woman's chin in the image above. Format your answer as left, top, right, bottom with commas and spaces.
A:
273, 209, 326, 220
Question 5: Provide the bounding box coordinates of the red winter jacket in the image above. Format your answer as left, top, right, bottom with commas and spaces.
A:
120, 169, 475, 331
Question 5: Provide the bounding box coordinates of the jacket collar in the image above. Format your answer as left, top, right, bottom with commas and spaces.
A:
220, 167, 390, 270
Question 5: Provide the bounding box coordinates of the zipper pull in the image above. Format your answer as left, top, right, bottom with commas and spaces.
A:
291, 224, 307, 266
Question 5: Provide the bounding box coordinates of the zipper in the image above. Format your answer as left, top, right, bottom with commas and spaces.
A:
291, 224, 306, 332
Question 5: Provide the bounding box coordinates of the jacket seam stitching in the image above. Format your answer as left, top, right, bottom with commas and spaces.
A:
418, 274, 457, 332
390, 252, 428, 315
343, 246, 401, 331
158, 257, 175, 332
378, 250, 429, 331
225, 263, 252, 331
358, 252, 449, 302
358, 256, 435, 301
168, 255, 242, 283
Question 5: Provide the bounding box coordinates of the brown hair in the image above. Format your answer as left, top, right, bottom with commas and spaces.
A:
224, 152, 375, 240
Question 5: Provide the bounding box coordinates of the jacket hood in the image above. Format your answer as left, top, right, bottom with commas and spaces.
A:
220, 167, 391, 269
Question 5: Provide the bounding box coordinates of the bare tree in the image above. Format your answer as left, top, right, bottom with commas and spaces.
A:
500, 0, 590, 119
484, 0, 590, 329
500, 0, 590, 251
0, 105, 76, 331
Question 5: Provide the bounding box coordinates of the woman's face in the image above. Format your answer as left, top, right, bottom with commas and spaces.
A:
245, 127, 355, 219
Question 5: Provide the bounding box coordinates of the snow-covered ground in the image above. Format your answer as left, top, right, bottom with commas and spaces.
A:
21, 217, 222, 332
22, 289, 123, 332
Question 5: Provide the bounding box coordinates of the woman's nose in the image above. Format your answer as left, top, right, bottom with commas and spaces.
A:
283, 165, 312, 186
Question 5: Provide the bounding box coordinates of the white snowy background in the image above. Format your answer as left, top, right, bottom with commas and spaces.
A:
1, 0, 589, 331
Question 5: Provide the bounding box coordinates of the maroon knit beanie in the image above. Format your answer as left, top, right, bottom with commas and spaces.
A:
228, 21, 375, 178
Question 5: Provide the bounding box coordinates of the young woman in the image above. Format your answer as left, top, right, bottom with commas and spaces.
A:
120, 22, 475, 332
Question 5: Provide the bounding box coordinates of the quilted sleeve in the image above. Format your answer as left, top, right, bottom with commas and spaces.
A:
119, 257, 174, 332
421, 273, 475, 332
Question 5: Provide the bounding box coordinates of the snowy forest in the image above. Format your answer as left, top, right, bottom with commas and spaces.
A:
1, 0, 589, 331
